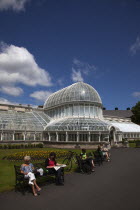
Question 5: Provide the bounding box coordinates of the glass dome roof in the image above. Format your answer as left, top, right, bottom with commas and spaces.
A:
46, 118, 110, 131
44, 82, 102, 109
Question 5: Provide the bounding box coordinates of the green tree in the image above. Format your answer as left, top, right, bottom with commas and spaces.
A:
131, 101, 140, 125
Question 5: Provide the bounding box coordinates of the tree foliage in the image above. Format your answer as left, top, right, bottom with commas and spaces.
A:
131, 101, 140, 124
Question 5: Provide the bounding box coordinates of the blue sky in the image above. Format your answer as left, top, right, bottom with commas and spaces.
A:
0, 0, 140, 109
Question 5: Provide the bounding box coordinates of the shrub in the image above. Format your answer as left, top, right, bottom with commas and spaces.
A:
129, 143, 136, 148
8, 144, 12, 149
3, 145, 7, 149
15, 145, 20, 149
129, 140, 140, 144
0, 143, 44, 150
4, 150, 69, 161
12, 144, 16, 149
129, 140, 135, 143
38, 143, 43, 148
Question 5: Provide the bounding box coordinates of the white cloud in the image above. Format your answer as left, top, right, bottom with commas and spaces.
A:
0, 97, 37, 107
130, 37, 140, 55
0, 86, 23, 96
0, 97, 17, 105
0, 0, 30, 11
73, 58, 97, 75
71, 58, 97, 82
71, 68, 84, 82
57, 78, 64, 86
132, 92, 140, 97
30, 90, 53, 101
0, 42, 52, 96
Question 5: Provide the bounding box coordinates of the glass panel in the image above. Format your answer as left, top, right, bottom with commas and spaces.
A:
65, 105, 69, 117
54, 109, 56, 119
79, 133, 88, 142
61, 106, 64, 118
73, 104, 79, 117
85, 104, 89, 116
36, 133, 42, 140
101, 134, 109, 141
44, 133, 49, 141
50, 133, 56, 141
2, 133, 13, 141
58, 107, 61, 118
68, 134, 77, 141
80, 105, 84, 117
58, 133, 66, 141
15, 133, 24, 140
69, 105, 72, 116
90, 105, 94, 117
26, 133, 34, 141
94, 106, 96, 117
90, 134, 99, 141
55, 108, 58, 118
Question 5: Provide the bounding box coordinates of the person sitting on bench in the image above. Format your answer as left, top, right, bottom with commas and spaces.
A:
80, 149, 95, 172
20, 156, 41, 196
45, 152, 64, 185
102, 144, 110, 161
96, 145, 104, 160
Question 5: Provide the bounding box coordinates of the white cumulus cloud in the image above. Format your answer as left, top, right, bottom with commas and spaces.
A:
71, 68, 84, 82
0, 97, 17, 104
0, 97, 37, 107
0, 42, 52, 97
71, 58, 97, 82
0, 0, 30, 11
132, 92, 140, 97
73, 58, 97, 75
0, 86, 23, 96
130, 37, 140, 55
30, 90, 53, 101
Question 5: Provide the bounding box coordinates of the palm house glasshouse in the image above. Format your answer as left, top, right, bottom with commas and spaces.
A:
0, 82, 140, 145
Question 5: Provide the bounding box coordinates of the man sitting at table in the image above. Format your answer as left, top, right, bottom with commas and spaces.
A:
45, 152, 64, 185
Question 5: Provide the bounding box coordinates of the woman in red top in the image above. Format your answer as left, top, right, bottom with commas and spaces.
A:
45, 152, 64, 185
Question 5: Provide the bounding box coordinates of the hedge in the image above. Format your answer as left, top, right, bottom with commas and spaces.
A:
0, 143, 44, 150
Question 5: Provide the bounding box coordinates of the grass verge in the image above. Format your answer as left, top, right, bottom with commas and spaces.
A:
0, 148, 87, 192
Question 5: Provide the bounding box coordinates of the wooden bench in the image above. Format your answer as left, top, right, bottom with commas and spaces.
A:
14, 162, 64, 194
75, 155, 92, 174
92, 151, 103, 166
86, 151, 103, 166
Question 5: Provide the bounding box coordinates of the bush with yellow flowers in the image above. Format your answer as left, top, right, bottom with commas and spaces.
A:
4, 150, 69, 161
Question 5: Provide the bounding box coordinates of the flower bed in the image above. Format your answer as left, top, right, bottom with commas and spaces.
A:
3, 150, 69, 161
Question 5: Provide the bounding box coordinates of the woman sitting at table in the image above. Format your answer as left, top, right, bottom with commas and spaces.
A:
45, 152, 64, 185
20, 156, 41, 196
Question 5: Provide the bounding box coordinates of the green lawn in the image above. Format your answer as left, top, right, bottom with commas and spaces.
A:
0, 147, 85, 192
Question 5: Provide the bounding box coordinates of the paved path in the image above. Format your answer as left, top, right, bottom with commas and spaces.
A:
1, 148, 140, 210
